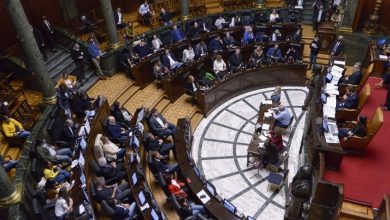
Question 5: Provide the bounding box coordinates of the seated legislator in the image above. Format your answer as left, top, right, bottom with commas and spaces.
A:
160, 8, 173, 26
270, 86, 282, 104
121, 48, 138, 71
133, 40, 152, 58
269, 129, 284, 151
55, 73, 76, 91
229, 15, 241, 27
249, 46, 265, 67
261, 141, 280, 167
124, 22, 135, 44
98, 157, 127, 180
1, 116, 31, 139
188, 22, 201, 37
289, 28, 302, 42
145, 133, 175, 155
199, 20, 210, 33
330, 35, 344, 56
341, 62, 362, 85
243, 27, 255, 44
57, 84, 73, 118
215, 15, 226, 30
162, 49, 183, 71
114, 8, 126, 29
151, 151, 178, 174
43, 161, 71, 183
165, 175, 188, 198
285, 46, 300, 63
153, 60, 170, 80
152, 34, 163, 52
195, 41, 208, 57
338, 115, 367, 140
106, 116, 130, 143
111, 101, 132, 126
271, 29, 282, 42
101, 136, 126, 162
177, 196, 207, 217
182, 44, 195, 63
107, 198, 137, 220
272, 105, 292, 129
229, 48, 244, 71
60, 119, 77, 147
185, 75, 199, 97
170, 25, 185, 42
223, 32, 236, 48
257, 11, 268, 23
38, 139, 73, 164
73, 91, 93, 118
269, 9, 280, 23
54, 188, 73, 220
266, 44, 282, 63
94, 176, 131, 202
213, 54, 228, 80
149, 108, 177, 138
139, 0, 154, 26
209, 35, 223, 53
336, 88, 359, 110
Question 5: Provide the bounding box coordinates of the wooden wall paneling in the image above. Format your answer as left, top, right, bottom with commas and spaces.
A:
0, 1, 19, 55
353, 0, 390, 32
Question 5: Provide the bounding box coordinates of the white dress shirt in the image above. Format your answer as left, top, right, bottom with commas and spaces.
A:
215, 18, 226, 29
117, 12, 123, 24
155, 116, 165, 127
139, 4, 150, 15
213, 60, 226, 73
317, 10, 323, 22
183, 49, 195, 62
269, 13, 279, 22
152, 38, 163, 51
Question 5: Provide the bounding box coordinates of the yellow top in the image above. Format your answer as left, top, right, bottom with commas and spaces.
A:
43, 167, 59, 179
55, 75, 77, 88
2, 118, 24, 137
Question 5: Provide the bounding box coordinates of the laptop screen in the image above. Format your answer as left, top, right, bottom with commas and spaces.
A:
206, 182, 216, 196
321, 93, 327, 104
151, 209, 159, 220
223, 199, 236, 213
194, 166, 200, 177
138, 191, 146, 205
131, 172, 138, 186
247, 216, 255, 220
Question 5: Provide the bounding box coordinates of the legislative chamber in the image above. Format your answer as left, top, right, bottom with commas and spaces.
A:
0, 0, 390, 220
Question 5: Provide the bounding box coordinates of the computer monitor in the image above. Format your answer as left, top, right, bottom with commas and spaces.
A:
247, 216, 255, 220
151, 209, 159, 220
194, 166, 200, 177
325, 72, 333, 82
131, 172, 138, 186
206, 181, 216, 196
138, 191, 146, 205
322, 117, 329, 133
223, 199, 237, 214
321, 93, 327, 104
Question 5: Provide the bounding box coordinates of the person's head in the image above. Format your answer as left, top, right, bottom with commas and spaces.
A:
59, 83, 67, 92
173, 25, 177, 30
215, 35, 220, 40
46, 160, 53, 168
42, 15, 47, 20
358, 115, 367, 125
95, 176, 106, 188
235, 48, 241, 55
127, 21, 132, 27
80, 91, 88, 99
143, 1, 148, 6
113, 101, 121, 110
89, 38, 95, 44
73, 43, 80, 50
271, 127, 283, 137
155, 60, 161, 66
58, 187, 69, 203
353, 62, 362, 72
100, 135, 109, 144
275, 29, 281, 34
274, 86, 281, 94
140, 40, 146, 46
278, 105, 286, 111
187, 44, 192, 49
151, 108, 159, 117
107, 116, 116, 125
219, 15, 223, 20
225, 32, 230, 37
337, 35, 344, 41
319, 5, 324, 10
314, 36, 319, 41
117, 8, 121, 12
272, 9, 277, 14
146, 132, 155, 141
45, 178, 58, 190
194, 22, 198, 27
153, 34, 158, 40
107, 198, 118, 207
216, 54, 222, 61
274, 44, 279, 49
98, 157, 108, 167
62, 73, 69, 79
161, 8, 166, 13
201, 40, 206, 45
151, 150, 160, 159
165, 49, 170, 55
187, 75, 195, 83
65, 119, 74, 128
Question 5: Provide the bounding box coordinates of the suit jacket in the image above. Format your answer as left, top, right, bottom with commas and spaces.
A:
113, 11, 123, 25
133, 44, 152, 58
209, 38, 222, 52
145, 139, 161, 152
223, 36, 235, 47
57, 91, 71, 111
149, 114, 168, 133
266, 48, 282, 59
229, 54, 243, 68
71, 49, 84, 62
313, 9, 326, 23
111, 108, 131, 124
195, 43, 208, 56
343, 71, 362, 85
106, 123, 123, 140
33, 28, 45, 48
330, 40, 344, 56
188, 26, 201, 37
61, 126, 77, 146
185, 81, 199, 94
153, 158, 168, 173
40, 19, 53, 36
161, 53, 178, 68
170, 29, 184, 42
344, 92, 359, 109
160, 12, 172, 23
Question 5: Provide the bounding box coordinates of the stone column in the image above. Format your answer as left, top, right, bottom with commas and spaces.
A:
99, 0, 120, 50
256, 0, 265, 8
4, 0, 56, 104
339, 0, 359, 33
0, 166, 22, 208
180, 0, 190, 20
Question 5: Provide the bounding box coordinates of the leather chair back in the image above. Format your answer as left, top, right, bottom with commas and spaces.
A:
337, 83, 371, 122
93, 133, 104, 160
100, 200, 116, 217
359, 63, 374, 89
367, 107, 384, 137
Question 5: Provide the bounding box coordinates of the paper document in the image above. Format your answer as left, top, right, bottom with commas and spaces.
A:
379, 55, 388, 60
197, 190, 211, 204
334, 60, 346, 66
261, 124, 270, 130
262, 100, 272, 105
259, 135, 267, 141
324, 133, 340, 144
140, 203, 150, 211
71, 160, 79, 168
264, 112, 272, 118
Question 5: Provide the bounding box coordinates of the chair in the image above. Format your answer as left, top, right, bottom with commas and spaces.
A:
267, 153, 288, 172
267, 169, 289, 191
93, 134, 104, 160
341, 107, 384, 151
30, 157, 43, 183
340, 63, 374, 93
147, 150, 159, 177
89, 160, 118, 185
157, 172, 170, 196
279, 115, 294, 135
336, 83, 371, 122
100, 200, 116, 217
32, 198, 53, 220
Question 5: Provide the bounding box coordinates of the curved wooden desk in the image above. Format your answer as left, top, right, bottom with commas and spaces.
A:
196, 64, 307, 116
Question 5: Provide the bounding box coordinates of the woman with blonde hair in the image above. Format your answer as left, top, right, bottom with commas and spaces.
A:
271, 86, 282, 104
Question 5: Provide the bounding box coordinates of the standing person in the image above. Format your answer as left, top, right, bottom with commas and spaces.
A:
302, 64, 322, 110
40, 15, 57, 53
33, 28, 48, 61
377, 68, 390, 111
87, 38, 106, 79
114, 8, 126, 29
139, 1, 154, 26
330, 35, 344, 56
309, 36, 320, 70
71, 43, 85, 83
313, 4, 326, 31
55, 188, 73, 220
160, 8, 173, 26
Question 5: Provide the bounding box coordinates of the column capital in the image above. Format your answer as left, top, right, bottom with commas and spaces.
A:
0, 183, 22, 208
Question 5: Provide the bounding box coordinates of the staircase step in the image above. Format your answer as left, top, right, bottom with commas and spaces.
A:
205, 2, 220, 8
78, 75, 100, 92
47, 53, 71, 72
49, 58, 76, 79
154, 98, 171, 113
206, 7, 224, 14
339, 201, 374, 220
115, 84, 140, 105
46, 50, 68, 64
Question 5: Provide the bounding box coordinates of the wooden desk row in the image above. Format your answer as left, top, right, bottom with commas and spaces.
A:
175, 118, 241, 220
131, 23, 302, 89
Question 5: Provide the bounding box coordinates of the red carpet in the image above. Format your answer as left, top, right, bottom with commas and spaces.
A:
324, 77, 390, 208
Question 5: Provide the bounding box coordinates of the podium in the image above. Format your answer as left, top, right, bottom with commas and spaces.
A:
317, 22, 337, 54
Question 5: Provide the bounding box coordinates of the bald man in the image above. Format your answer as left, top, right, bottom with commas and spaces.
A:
341, 62, 362, 85
106, 116, 129, 143
272, 105, 292, 129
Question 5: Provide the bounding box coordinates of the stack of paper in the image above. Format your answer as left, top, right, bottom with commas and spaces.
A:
324, 132, 340, 144
323, 106, 336, 118
262, 100, 272, 105
334, 60, 346, 66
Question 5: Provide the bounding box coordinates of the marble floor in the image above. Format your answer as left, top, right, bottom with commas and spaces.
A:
191, 87, 308, 219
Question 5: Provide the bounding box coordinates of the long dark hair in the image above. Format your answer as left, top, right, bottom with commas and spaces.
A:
58, 187, 70, 204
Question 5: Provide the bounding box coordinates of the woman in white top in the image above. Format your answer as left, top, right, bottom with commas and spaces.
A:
213, 54, 227, 80
271, 29, 282, 42
55, 187, 73, 220
152, 34, 163, 52
269, 10, 279, 23
182, 44, 195, 63
215, 16, 226, 29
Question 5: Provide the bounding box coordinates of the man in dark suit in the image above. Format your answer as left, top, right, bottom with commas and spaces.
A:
223, 32, 236, 48
313, 4, 326, 31
266, 44, 282, 63
98, 157, 127, 180
160, 8, 172, 26
33, 28, 48, 61
40, 15, 57, 52
151, 151, 178, 174
170, 25, 185, 42
71, 43, 85, 82
161, 49, 183, 70
337, 89, 359, 110
133, 40, 152, 58
341, 62, 362, 85
148, 108, 176, 138
61, 119, 77, 147
145, 133, 175, 155
188, 22, 201, 37
208, 35, 223, 53
229, 48, 244, 71
114, 8, 126, 29
106, 116, 129, 143
330, 35, 344, 56
195, 41, 208, 57
57, 84, 72, 118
